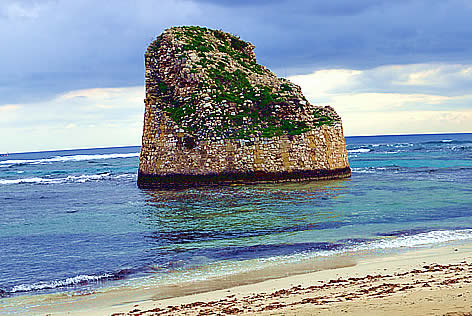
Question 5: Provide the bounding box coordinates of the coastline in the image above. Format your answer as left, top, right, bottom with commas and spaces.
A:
7, 241, 471, 315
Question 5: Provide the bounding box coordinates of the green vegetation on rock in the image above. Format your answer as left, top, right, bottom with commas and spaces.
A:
148, 26, 336, 140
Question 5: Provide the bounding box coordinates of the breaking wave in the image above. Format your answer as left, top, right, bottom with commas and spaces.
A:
0, 173, 136, 185
0, 152, 140, 166
2, 228, 471, 297
351, 167, 389, 174
422, 140, 471, 145
1, 268, 135, 296
263, 229, 472, 264
351, 229, 472, 251
347, 148, 371, 153
8, 274, 113, 294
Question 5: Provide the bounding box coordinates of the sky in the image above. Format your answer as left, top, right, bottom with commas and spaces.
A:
1, 0, 471, 152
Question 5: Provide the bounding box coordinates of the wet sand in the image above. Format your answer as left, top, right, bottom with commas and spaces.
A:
10, 243, 472, 315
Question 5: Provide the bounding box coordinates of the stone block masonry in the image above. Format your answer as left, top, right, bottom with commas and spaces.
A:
138, 26, 350, 188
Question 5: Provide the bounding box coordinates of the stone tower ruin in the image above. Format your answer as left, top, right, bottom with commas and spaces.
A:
138, 26, 350, 188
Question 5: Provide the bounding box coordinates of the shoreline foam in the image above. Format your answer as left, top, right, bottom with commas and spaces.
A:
4, 228, 472, 299
3, 241, 471, 315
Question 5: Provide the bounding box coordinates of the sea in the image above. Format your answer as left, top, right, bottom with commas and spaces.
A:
0, 133, 471, 311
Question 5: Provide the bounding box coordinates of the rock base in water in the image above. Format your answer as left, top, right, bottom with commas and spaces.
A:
137, 167, 351, 189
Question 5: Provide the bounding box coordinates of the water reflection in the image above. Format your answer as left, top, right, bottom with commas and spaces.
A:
140, 179, 350, 252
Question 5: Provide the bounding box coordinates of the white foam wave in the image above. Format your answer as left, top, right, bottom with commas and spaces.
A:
0, 152, 140, 166
10, 273, 113, 293
0, 173, 136, 185
132, 229, 472, 289
353, 229, 472, 251
381, 151, 400, 154
260, 229, 472, 265
347, 148, 371, 153
351, 167, 388, 173
351, 168, 375, 174
368, 143, 413, 148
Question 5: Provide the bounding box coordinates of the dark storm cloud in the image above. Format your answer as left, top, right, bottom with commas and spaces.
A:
189, 0, 282, 7
227, 0, 472, 71
1, 0, 472, 105
193, 0, 408, 15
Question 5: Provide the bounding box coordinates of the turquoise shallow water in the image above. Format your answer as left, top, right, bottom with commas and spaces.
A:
0, 133, 471, 300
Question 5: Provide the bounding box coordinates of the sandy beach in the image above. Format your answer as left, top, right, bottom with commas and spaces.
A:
10, 242, 469, 316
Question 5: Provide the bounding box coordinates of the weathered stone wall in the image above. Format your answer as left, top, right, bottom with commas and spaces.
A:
138, 98, 350, 186
137, 27, 350, 188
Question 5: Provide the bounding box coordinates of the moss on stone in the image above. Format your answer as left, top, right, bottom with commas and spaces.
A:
149, 26, 338, 140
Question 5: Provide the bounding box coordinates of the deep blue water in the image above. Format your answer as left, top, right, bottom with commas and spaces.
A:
0, 133, 471, 298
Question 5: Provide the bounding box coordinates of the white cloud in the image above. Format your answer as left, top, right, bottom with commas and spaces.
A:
2, 1, 50, 19
343, 109, 472, 136
0, 86, 144, 153
288, 69, 361, 97
289, 63, 472, 136
330, 93, 461, 112
0, 104, 21, 123
290, 63, 472, 98
0, 104, 20, 112
2, 62, 472, 152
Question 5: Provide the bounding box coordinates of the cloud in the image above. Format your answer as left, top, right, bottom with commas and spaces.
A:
2, 62, 471, 152
290, 63, 472, 105
0, 86, 144, 152
331, 93, 461, 112
0, 104, 21, 125
190, 0, 281, 7
1, 1, 472, 150
0, 0, 53, 19
344, 109, 472, 136
2, 0, 472, 106
289, 63, 472, 135
0, 104, 20, 112
339, 64, 472, 97
0, 0, 200, 104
